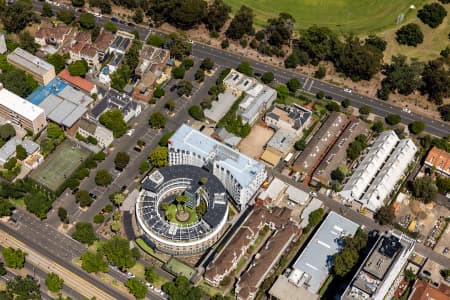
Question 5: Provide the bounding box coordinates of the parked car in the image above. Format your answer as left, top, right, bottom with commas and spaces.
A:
325, 95, 333, 100
343, 88, 352, 93
111, 17, 119, 22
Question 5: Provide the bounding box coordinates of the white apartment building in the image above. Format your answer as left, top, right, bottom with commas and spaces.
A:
339, 131, 417, 211
168, 124, 267, 209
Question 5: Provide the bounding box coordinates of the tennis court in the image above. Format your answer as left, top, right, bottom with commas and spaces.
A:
164, 258, 196, 279
30, 140, 91, 192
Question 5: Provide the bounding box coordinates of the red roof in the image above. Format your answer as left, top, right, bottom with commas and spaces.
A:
58, 69, 95, 94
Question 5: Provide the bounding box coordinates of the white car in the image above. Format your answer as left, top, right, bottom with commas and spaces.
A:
126, 129, 135, 136
309, 191, 317, 197
145, 282, 153, 288
344, 88, 352, 93
127, 272, 135, 278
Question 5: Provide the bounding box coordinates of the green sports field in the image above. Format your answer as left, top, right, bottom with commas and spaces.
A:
224, 0, 429, 34
30, 140, 91, 192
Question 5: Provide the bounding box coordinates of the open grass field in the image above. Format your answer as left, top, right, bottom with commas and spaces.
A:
224, 0, 429, 34
164, 258, 196, 279
30, 140, 90, 192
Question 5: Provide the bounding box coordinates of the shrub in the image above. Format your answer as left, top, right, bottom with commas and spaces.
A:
396, 24, 424, 47
93, 214, 104, 224
417, 3, 447, 28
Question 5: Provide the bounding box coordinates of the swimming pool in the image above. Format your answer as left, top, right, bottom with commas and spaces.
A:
27, 78, 69, 105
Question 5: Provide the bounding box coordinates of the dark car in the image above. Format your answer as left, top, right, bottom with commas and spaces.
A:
325, 95, 333, 100
127, 22, 135, 27
111, 17, 119, 23
89, 192, 97, 200
170, 85, 177, 92
72, 187, 79, 195
254, 72, 262, 77
119, 20, 126, 24
121, 185, 127, 191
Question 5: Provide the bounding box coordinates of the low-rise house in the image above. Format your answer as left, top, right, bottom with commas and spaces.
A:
265, 104, 311, 134
77, 118, 114, 148
0, 137, 40, 165
424, 146, 450, 177
108, 31, 133, 55
35, 23, 72, 52
107, 53, 123, 73
408, 279, 450, 300
93, 30, 115, 61
312, 119, 369, 186
204, 206, 292, 287
7, 48, 56, 85
261, 128, 297, 167
91, 89, 141, 123
58, 69, 97, 95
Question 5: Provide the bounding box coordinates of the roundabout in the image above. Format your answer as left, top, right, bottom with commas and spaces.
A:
135, 165, 228, 256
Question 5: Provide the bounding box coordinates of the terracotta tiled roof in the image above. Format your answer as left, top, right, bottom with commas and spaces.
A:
409, 280, 450, 300
425, 147, 450, 176
70, 41, 85, 53
80, 45, 98, 58
74, 31, 91, 43
36, 23, 72, 41
58, 69, 95, 93
94, 30, 115, 52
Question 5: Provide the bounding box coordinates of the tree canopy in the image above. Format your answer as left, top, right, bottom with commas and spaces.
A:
57, 9, 75, 25
125, 278, 148, 299
226, 5, 254, 40
99, 109, 128, 138
375, 205, 395, 225
114, 152, 130, 170
71, 222, 97, 245
417, 3, 447, 28
79, 13, 96, 29
2, 276, 40, 300
2, 248, 26, 269
237, 61, 253, 76
45, 273, 64, 293
149, 146, 168, 168
99, 236, 137, 270
68, 60, 88, 77
95, 169, 113, 186
0, 0, 38, 33
204, 0, 231, 32
47, 53, 66, 74
162, 276, 204, 300
410, 121, 425, 134
411, 176, 438, 203
149, 112, 166, 129
396, 23, 424, 47
81, 251, 108, 273
188, 105, 205, 121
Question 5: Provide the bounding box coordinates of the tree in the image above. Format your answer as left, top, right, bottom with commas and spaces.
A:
0, 69, 38, 98
45, 273, 64, 293
153, 86, 165, 98
261, 72, 274, 84
133, 9, 144, 24
308, 208, 324, 228
139, 160, 150, 174
125, 40, 142, 71
418, 3, 447, 28
72, 222, 97, 245
200, 58, 214, 71
15, 144, 27, 160
182, 58, 194, 70
99, 109, 128, 138
237, 61, 253, 76
326, 101, 340, 112
365, 35, 387, 52
286, 78, 301, 92
347, 134, 368, 160
2, 248, 26, 269
47, 53, 65, 74
68, 60, 88, 77
42, 2, 53, 17
331, 168, 345, 183
371, 121, 385, 133
0, 0, 38, 33
176, 80, 193, 97
0, 262, 5, 276
81, 251, 108, 273
103, 21, 117, 33
333, 246, 359, 277
145, 267, 158, 283
18, 31, 39, 54
386, 114, 401, 125
204, 0, 231, 32
47, 122, 64, 140
93, 214, 104, 224
0, 124, 16, 141
3, 157, 17, 171
265, 13, 295, 47
188, 105, 204, 121
72, 0, 85, 7
149, 112, 166, 129
149, 146, 168, 168
294, 139, 306, 151
396, 24, 423, 47
3, 275, 40, 299
221, 39, 229, 49
125, 278, 148, 299
314, 65, 326, 79
359, 105, 371, 115
58, 207, 69, 224
75, 190, 93, 207
109, 192, 125, 207
165, 99, 176, 112
111, 65, 131, 92
147, 34, 165, 47
57, 9, 75, 25
195, 69, 205, 82
95, 169, 113, 186
162, 276, 204, 300
0, 198, 15, 217
410, 121, 425, 134
114, 152, 130, 170
226, 5, 254, 40
439, 104, 450, 121
375, 205, 395, 225
79, 13, 96, 29
342, 99, 350, 108
90, 0, 112, 14
411, 176, 438, 203
421, 59, 450, 105
24, 190, 53, 220
99, 236, 136, 269
172, 67, 185, 79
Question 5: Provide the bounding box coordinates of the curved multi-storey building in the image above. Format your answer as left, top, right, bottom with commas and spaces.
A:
136, 165, 228, 256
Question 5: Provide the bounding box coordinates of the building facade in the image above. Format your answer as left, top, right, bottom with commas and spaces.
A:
77, 118, 114, 148
0, 84, 47, 134
424, 146, 450, 177
168, 124, 267, 209
7, 48, 56, 85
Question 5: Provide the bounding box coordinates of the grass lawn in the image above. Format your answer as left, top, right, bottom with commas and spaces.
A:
135, 238, 168, 263
29, 140, 91, 192
9, 198, 26, 210
164, 258, 196, 279
224, 0, 429, 34
164, 204, 198, 226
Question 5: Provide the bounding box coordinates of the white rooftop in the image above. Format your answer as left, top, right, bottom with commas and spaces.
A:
8, 47, 54, 74
291, 212, 359, 294
0, 85, 45, 121
169, 124, 265, 188
259, 177, 287, 201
